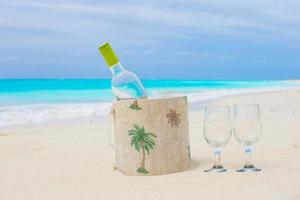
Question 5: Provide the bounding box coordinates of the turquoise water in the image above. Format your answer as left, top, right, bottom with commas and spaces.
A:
1, 79, 300, 127
1, 79, 299, 105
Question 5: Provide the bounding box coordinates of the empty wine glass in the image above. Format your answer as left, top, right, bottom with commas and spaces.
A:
233, 104, 262, 172
203, 105, 232, 172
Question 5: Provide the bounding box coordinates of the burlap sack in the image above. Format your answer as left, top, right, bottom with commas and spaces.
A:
112, 96, 191, 176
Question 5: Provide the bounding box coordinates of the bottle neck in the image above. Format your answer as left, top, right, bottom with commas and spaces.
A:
110, 62, 124, 76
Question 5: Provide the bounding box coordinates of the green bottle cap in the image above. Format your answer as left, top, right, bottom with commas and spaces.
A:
98, 42, 119, 67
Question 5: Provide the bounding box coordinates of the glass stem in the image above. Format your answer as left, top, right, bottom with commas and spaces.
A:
244, 146, 253, 167
213, 149, 222, 167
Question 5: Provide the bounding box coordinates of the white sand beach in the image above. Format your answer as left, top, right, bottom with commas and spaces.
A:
1, 89, 300, 200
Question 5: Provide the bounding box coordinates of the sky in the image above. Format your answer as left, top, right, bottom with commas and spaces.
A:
0, 0, 300, 80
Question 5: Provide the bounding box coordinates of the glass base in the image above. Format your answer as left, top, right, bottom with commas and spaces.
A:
204, 165, 227, 173
236, 164, 262, 172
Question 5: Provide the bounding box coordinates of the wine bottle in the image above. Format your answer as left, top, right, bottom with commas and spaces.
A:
98, 42, 147, 100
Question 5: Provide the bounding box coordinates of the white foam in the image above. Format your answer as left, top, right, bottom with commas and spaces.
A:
1, 86, 299, 128
0, 102, 112, 128
189, 87, 300, 103
150, 86, 300, 103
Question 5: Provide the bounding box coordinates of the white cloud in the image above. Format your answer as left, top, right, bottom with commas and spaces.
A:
169, 50, 234, 61
1, 0, 300, 79
1, 0, 300, 37
1, 0, 300, 50
0, 56, 20, 62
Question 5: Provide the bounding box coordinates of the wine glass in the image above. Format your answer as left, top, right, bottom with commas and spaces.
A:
203, 105, 232, 172
233, 104, 262, 172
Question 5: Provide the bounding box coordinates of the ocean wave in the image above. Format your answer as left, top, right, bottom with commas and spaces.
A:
186, 87, 293, 103
0, 86, 299, 128
0, 103, 112, 128
151, 86, 300, 103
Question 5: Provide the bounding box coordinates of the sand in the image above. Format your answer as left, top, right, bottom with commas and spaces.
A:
1, 89, 300, 200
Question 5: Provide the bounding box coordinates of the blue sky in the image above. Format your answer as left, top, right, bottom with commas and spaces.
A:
0, 0, 300, 80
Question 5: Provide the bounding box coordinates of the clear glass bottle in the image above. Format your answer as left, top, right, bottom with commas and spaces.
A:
99, 42, 147, 100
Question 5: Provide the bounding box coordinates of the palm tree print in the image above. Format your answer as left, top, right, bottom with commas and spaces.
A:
166, 109, 181, 128
129, 100, 142, 111
128, 124, 156, 174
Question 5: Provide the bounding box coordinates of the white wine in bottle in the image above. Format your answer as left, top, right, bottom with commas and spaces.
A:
99, 42, 147, 100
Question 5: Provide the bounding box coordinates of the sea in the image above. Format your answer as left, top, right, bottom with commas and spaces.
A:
0, 79, 300, 128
